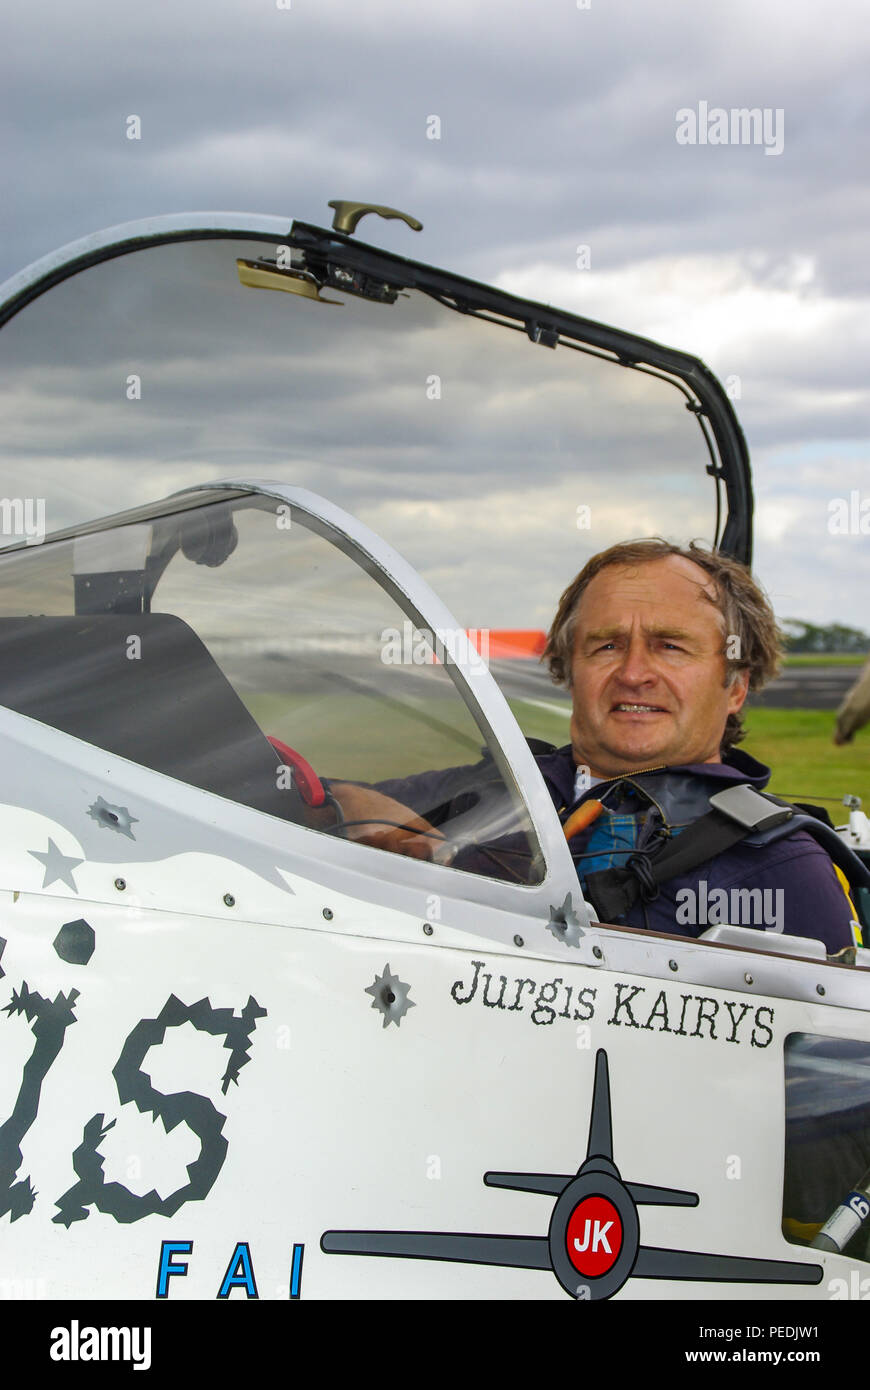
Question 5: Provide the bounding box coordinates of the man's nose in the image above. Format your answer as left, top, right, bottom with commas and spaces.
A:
614, 636, 656, 684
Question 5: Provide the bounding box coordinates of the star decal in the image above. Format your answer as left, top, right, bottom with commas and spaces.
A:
546, 892, 584, 949
28, 839, 84, 892
365, 964, 415, 1028
87, 796, 138, 840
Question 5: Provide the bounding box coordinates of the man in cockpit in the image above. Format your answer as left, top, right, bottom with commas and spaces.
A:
331, 539, 861, 953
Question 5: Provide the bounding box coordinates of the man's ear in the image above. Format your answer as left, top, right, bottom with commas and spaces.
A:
727, 667, 751, 713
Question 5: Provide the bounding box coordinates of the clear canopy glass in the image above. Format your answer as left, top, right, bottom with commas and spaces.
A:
0, 488, 547, 885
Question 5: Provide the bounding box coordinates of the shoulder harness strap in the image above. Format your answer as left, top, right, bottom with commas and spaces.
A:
583, 783, 870, 924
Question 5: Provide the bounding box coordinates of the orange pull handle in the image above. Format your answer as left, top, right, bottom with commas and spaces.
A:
563, 799, 604, 841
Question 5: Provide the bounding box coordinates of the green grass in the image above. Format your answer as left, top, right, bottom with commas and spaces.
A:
740, 708, 869, 809
508, 698, 570, 747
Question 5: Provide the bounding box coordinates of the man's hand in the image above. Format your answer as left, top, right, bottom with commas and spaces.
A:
328, 781, 446, 861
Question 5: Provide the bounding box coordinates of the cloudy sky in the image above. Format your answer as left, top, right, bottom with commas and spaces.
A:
1, 0, 868, 629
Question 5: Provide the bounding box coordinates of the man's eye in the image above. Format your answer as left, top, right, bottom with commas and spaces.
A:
662, 642, 684, 652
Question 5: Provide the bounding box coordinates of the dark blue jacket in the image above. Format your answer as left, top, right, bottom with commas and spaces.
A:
535, 745, 855, 952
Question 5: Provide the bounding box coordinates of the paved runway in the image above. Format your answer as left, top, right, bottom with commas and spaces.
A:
746, 665, 858, 711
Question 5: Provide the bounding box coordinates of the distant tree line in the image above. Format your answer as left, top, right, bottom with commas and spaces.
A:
783, 620, 870, 654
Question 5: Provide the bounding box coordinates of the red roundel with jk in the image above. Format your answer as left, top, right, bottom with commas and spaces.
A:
566, 1195, 623, 1278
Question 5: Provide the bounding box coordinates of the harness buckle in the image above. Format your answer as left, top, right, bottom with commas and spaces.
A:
708, 784, 793, 832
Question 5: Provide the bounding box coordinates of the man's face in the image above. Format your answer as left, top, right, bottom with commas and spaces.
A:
568, 555, 750, 777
